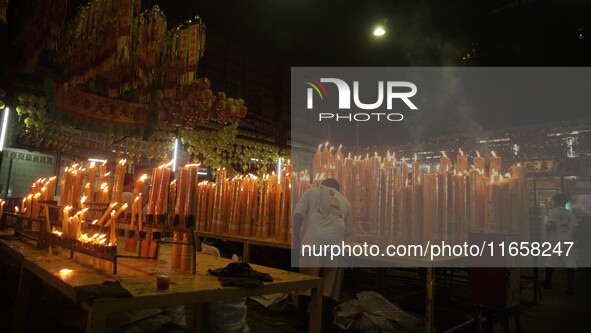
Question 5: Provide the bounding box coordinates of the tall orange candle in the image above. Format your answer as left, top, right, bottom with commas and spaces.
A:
147, 167, 162, 215
423, 168, 436, 244
155, 161, 173, 215
489, 151, 502, 179
473, 150, 485, 172
439, 151, 451, 174
412, 153, 420, 186
184, 164, 200, 218
456, 149, 468, 174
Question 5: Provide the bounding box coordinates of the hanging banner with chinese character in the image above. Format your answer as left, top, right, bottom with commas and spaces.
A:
45, 79, 156, 137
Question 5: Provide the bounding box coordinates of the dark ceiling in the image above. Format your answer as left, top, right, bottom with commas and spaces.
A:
1, 0, 591, 144
159, 0, 591, 66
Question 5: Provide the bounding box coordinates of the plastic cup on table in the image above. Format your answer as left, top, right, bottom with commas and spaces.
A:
156, 264, 171, 290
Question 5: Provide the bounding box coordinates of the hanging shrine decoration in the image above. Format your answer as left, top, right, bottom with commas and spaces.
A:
11, 0, 67, 72
14, 92, 74, 151
53, 0, 142, 93
44, 78, 154, 137
52, 2, 207, 99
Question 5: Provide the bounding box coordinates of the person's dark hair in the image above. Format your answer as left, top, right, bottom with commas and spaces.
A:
552, 193, 569, 207
321, 178, 340, 191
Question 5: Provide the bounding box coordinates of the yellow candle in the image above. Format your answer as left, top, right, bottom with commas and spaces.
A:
71, 214, 80, 239
98, 202, 118, 226
112, 159, 127, 202
313, 144, 323, 180
46, 177, 56, 201
335, 146, 343, 184
62, 206, 72, 238
100, 183, 109, 203
87, 162, 96, 202
112, 203, 128, 220
83, 183, 91, 201
31, 193, 41, 219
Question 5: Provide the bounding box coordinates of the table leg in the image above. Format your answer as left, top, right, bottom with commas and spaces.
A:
308, 283, 323, 333
425, 267, 434, 333
86, 308, 107, 333
12, 267, 33, 333
243, 241, 250, 262
191, 303, 204, 333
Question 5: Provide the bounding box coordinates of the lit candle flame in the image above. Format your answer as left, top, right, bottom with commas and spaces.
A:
476, 150, 481, 158
459, 148, 464, 156
119, 159, 127, 165
441, 151, 448, 158
89, 161, 95, 168
139, 174, 148, 181
491, 150, 497, 157
414, 153, 418, 162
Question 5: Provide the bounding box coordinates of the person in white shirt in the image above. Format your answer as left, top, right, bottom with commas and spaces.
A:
292, 178, 353, 332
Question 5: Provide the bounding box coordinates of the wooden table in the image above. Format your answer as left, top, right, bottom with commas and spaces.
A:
194, 231, 291, 262
0, 239, 322, 333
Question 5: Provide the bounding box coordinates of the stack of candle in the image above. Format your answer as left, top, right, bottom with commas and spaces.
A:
301, 145, 531, 246
192, 165, 294, 243
147, 160, 173, 216
173, 164, 200, 225
21, 177, 58, 224
61, 163, 85, 207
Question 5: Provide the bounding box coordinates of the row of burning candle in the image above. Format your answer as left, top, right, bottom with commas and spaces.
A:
57, 202, 127, 246
60, 159, 128, 208
311, 144, 530, 244
191, 168, 293, 243
16, 177, 57, 218
313, 143, 502, 181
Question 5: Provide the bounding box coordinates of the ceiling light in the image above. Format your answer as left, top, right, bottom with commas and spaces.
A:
373, 26, 386, 37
